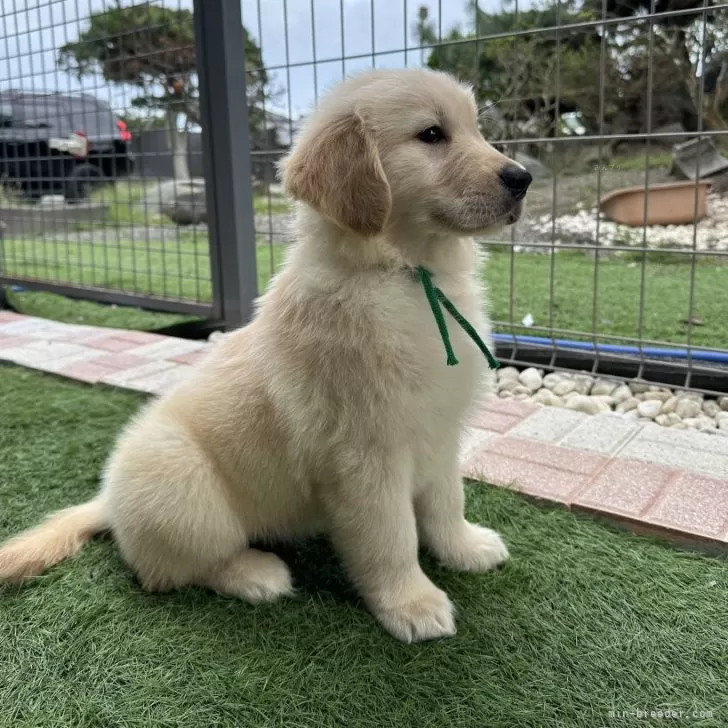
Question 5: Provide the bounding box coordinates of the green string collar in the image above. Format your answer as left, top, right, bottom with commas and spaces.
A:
416, 266, 500, 370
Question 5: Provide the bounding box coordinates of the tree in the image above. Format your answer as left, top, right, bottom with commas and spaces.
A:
417, 0, 725, 157
417, 1, 609, 143
58, 2, 271, 180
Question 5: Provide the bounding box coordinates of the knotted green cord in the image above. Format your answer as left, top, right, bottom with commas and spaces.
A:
417, 266, 501, 370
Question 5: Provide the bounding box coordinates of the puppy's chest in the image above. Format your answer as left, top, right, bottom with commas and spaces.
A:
399, 278, 490, 411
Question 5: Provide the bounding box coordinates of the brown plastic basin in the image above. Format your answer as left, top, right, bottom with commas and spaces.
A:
599, 180, 711, 227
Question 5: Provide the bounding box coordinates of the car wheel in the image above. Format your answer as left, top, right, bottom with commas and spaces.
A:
64, 163, 105, 202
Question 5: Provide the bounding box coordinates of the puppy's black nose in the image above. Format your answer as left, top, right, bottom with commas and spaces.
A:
499, 165, 532, 200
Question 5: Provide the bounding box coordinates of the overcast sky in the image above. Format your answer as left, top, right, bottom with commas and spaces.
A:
1, 0, 530, 120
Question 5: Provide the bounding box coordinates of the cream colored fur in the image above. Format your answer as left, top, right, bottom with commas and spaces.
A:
0, 68, 528, 643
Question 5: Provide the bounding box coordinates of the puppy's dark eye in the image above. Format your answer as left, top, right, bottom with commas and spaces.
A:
416, 125, 446, 144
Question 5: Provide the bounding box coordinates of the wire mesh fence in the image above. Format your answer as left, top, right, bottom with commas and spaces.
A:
1, 0, 727, 393
246, 0, 728, 393
0, 0, 213, 315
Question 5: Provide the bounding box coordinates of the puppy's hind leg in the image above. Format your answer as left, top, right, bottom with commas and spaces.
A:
197, 548, 295, 604
106, 419, 295, 604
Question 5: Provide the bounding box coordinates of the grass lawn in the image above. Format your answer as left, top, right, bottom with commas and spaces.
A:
485, 248, 728, 348
88, 180, 289, 227
0, 366, 726, 727
3, 230, 727, 349
2, 236, 286, 330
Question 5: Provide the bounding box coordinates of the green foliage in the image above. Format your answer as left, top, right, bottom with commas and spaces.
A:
417, 0, 727, 139
57, 3, 196, 87
57, 3, 270, 138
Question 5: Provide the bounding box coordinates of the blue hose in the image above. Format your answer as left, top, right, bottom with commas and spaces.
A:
493, 333, 728, 364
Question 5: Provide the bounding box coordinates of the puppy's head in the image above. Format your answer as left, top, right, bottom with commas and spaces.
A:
280, 68, 531, 238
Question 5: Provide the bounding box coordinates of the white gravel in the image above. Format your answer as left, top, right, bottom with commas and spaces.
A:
496, 366, 728, 435
523, 192, 728, 252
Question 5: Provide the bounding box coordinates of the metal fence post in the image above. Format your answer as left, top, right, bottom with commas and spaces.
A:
193, 0, 258, 330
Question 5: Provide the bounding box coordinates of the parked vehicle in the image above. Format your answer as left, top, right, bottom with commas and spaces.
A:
0, 90, 134, 201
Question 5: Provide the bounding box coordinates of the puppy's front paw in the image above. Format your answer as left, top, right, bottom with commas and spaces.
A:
438, 523, 509, 572
373, 582, 456, 643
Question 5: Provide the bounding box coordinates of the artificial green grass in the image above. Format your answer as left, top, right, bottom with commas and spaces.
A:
1, 366, 726, 727
4, 233, 727, 347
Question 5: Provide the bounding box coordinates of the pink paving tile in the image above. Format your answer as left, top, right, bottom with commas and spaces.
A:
574, 459, 676, 519
91, 352, 152, 370
486, 436, 607, 475
464, 451, 590, 503
644, 472, 728, 540
0, 312, 28, 323
468, 409, 522, 434
111, 330, 167, 345
84, 335, 146, 353
57, 360, 119, 384
99, 359, 178, 388
478, 396, 539, 419
170, 349, 207, 365
0, 335, 36, 351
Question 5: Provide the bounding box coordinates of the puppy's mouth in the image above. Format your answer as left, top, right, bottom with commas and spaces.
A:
433, 197, 524, 234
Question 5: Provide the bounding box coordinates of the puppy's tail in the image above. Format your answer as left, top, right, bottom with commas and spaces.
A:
0, 496, 108, 583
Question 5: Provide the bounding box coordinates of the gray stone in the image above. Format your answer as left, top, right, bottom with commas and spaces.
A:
720, 396, 728, 411
661, 396, 678, 415
498, 366, 520, 381
532, 389, 564, 407
611, 385, 632, 404
675, 399, 701, 419
143, 178, 205, 212
565, 394, 610, 415
511, 385, 532, 396
39, 194, 66, 207
542, 372, 565, 390
498, 378, 519, 393
616, 397, 639, 414
573, 374, 595, 395
553, 379, 578, 397
518, 367, 543, 392
703, 400, 721, 418
665, 413, 682, 426
147, 178, 208, 225
591, 379, 618, 397
677, 390, 703, 402
643, 391, 671, 403
638, 400, 662, 419
629, 379, 651, 394
655, 414, 669, 426
695, 419, 717, 434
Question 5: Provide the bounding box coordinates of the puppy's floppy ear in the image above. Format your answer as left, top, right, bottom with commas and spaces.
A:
280, 112, 391, 236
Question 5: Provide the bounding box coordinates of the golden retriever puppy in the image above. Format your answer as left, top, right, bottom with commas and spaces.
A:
0, 68, 531, 642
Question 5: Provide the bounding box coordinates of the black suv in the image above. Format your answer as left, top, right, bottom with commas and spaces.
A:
0, 90, 134, 201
